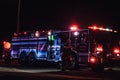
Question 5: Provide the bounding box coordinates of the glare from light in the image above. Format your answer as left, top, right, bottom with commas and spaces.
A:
48, 31, 51, 36
74, 31, 79, 36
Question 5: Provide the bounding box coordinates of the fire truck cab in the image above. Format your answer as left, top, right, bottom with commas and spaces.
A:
68, 26, 120, 71
53, 26, 120, 71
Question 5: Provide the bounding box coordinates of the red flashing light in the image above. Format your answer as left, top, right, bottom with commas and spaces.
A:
114, 47, 120, 54
70, 25, 78, 31
95, 44, 103, 52
3, 41, 11, 49
99, 27, 104, 31
88, 26, 98, 30
88, 25, 115, 32
90, 57, 96, 63
96, 46, 103, 52
92, 26, 98, 30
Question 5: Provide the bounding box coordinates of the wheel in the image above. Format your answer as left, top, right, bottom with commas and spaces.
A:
18, 52, 27, 65
28, 52, 36, 65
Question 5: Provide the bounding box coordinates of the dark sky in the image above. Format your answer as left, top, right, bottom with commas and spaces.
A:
0, 0, 120, 40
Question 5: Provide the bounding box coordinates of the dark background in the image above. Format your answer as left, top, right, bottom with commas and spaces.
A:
0, 0, 120, 41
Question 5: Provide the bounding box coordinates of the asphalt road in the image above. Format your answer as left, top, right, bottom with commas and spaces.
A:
0, 60, 120, 80
0, 66, 120, 80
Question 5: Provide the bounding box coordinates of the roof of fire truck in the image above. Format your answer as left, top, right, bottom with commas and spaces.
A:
12, 25, 119, 38
13, 30, 49, 37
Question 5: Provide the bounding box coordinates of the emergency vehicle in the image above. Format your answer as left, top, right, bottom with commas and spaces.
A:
10, 30, 62, 65
67, 26, 120, 71
10, 26, 120, 71
55, 26, 119, 71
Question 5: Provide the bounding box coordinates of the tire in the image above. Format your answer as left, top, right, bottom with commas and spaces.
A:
18, 52, 27, 65
28, 52, 36, 65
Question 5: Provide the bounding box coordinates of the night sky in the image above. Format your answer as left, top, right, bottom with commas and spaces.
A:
0, 0, 120, 41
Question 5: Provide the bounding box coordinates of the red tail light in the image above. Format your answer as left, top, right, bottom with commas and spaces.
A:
90, 57, 97, 63
114, 47, 120, 54
96, 47, 103, 52
95, 45, 103, 52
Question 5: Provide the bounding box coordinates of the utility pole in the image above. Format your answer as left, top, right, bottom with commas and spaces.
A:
17, 0, 21, 33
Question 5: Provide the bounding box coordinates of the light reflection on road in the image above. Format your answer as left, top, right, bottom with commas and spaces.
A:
0, 67, 103, 80
1, 66, 120, 73
0, 67, 60, 73
1, 67, 120, 80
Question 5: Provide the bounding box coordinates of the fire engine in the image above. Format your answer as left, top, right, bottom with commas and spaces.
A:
10, 26, 120, 71
10, 30, 62, 65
